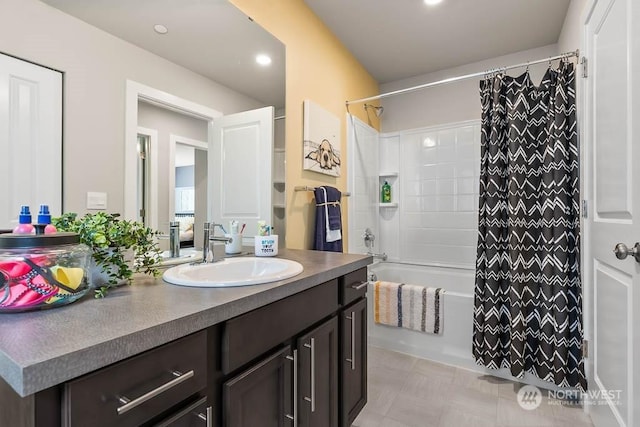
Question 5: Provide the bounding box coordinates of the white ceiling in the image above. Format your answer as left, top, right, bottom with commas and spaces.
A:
304, 0, 572, 83
40, 0, 286, 108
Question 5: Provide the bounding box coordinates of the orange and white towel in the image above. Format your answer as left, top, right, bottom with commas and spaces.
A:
373, 281, 444, 334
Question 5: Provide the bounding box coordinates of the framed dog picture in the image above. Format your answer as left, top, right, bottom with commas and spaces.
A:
303, 100, 341, 177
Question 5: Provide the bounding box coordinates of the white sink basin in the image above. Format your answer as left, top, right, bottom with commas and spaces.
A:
162, 257, 304, 287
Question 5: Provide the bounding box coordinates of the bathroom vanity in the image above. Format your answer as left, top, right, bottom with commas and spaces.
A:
0, 249, 371, 427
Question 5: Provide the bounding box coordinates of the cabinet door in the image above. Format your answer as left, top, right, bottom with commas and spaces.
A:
297, 317, 338, 427
340, 298, 367, 427
223, 346, 293, 427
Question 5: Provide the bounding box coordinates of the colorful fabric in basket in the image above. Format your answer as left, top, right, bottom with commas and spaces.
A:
0, 257, 86, 310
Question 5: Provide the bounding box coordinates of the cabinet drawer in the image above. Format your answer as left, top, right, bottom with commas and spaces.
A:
222, 280, 338, 374
154, 396, 212, 427
64, 331, 207, 427
340, 268, 368, 306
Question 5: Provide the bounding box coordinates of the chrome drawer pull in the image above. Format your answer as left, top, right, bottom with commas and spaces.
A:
303, 338, 316, 412
345, 311, 356, 370
285, 350, 298, 426
196, 406, 213, 427
116, 369, 195, 415
351, 281, 368, 291
206, 405, 213, 427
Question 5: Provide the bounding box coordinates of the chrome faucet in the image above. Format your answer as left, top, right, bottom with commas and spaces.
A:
169, 221, 180, 258
202, 222, 232, 263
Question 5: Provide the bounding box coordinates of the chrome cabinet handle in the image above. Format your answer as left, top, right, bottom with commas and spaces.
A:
196, 406, 213, 427
345, 311, 356, 370
351, 281, 368, 291
116, 370, 195, 415
285, 350, 298, 426
614, 242, 640, 263
206, 405, 213, 427
303, 338, 316, 412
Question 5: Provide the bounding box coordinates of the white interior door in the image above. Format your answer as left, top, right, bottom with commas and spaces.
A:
585, 0, 640, 425
0, 54, 62, 229
210, 106, 274, 242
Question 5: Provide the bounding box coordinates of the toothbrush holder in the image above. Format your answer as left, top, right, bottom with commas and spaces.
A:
254, 235, 278, 257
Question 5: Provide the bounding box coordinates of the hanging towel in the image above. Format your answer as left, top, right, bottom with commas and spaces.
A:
373, 281, 444, 334
313, 186, 343, 252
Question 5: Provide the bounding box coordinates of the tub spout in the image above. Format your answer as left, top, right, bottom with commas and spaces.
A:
367, 251, 388, 261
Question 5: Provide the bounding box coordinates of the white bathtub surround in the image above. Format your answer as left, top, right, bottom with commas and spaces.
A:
373, 281, 444, 334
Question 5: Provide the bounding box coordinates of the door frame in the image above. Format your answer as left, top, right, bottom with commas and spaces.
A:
124, 80, 222, 223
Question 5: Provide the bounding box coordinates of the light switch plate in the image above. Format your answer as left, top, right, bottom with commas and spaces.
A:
87, 192, 107, 210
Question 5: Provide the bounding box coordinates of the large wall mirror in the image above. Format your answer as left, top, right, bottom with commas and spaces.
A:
38, 0, 286, 247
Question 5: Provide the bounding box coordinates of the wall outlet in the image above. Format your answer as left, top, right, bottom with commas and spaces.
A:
87, 192, 107, 210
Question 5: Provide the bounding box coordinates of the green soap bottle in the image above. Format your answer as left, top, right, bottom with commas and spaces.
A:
381, 181, 391, 203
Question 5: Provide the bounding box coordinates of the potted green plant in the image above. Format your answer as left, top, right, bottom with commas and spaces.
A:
53, 212, 162, 298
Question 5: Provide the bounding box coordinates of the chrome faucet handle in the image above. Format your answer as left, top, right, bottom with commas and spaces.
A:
363, 228, 375, 249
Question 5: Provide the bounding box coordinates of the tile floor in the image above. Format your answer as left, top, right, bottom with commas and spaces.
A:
353, 346, 594, 427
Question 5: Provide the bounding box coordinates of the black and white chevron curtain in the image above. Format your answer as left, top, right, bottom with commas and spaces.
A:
473, 61, 586, 390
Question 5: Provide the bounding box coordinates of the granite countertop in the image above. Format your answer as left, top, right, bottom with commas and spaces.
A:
0, 249, 371, 397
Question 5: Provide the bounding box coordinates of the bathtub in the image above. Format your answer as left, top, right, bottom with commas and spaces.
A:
367, 261, 568, 390
367, 261, 477, 370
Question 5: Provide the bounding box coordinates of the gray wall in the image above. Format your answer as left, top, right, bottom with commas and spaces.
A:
0, 0, 263, 217
379, 44, 559, 133
378, 0, 586, 133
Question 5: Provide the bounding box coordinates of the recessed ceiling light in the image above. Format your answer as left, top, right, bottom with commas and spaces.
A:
255, 54, 272, 66
424, 0, 443, 5
153, 24, 168, 35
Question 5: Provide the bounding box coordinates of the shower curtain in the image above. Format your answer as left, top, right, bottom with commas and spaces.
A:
472, 61, 586, 390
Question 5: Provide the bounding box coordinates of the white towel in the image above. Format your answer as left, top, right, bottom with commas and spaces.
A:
374, 281, 444, 334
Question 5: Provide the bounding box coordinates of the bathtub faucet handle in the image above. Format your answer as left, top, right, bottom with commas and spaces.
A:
363, 228, 375, 249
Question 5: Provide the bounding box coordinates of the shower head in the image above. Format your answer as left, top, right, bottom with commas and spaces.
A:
364, 103, 384, 117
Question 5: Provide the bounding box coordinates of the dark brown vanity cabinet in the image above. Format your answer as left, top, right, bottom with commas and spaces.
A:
222, 316, 339, 427
220, 270, 368, 427
221, 279, 340, 427
0, 265, 370, 427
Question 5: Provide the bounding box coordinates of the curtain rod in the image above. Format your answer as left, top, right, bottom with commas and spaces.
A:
346, 49, 580, 106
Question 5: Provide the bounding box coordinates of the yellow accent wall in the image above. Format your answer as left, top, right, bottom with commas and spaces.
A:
231, 0, 380, 250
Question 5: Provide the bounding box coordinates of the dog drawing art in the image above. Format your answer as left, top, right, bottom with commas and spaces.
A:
303, 100, 342, 177
305, 139, 341, 172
